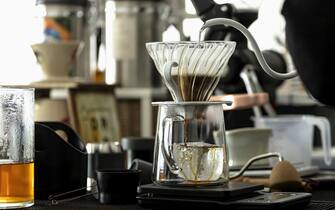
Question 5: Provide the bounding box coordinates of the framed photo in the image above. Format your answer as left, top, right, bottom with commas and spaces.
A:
68, 85, 120, 143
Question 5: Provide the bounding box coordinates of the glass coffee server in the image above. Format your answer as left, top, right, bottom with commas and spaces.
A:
152, 101, 230, 185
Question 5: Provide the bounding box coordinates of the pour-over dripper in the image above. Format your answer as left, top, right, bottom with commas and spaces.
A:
147, 18, 298, 102
146, 41, 236, 101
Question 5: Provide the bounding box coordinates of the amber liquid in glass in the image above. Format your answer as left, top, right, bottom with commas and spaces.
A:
0, 162, 34, 203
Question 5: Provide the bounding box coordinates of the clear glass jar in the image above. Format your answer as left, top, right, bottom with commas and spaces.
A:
0, 88, 34, 208
152, 101, 229, 186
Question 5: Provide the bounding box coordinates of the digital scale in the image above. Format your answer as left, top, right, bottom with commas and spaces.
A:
137, 182, 312, 210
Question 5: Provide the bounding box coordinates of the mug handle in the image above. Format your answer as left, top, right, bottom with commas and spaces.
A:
161, 115, 185, 175
200, 18, 297, 80
306, 116, 332, 166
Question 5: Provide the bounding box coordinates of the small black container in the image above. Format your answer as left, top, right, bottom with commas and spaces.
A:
87, 143, 126, 191
96, 169, 141, 204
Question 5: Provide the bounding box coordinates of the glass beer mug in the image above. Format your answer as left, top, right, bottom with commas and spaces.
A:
0, 88, 34, 208
152, 101, 230, 186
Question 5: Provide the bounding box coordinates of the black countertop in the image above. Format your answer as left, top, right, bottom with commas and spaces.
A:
25, 171, 335, 210
21, 189, 335, 210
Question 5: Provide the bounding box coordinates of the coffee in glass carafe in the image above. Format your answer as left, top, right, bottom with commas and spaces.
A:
152, 102, 230, 185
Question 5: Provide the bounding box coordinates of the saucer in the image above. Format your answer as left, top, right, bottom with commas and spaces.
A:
33, 76, 86, 83
30, 77, 86, 88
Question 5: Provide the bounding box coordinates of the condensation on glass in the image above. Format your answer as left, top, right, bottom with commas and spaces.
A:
0, 88, 34, 209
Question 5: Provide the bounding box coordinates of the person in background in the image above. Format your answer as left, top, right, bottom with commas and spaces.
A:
250, 0, 335, 106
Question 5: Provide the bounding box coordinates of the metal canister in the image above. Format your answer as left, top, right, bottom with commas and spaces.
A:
35, 0, 94, 80
105, 0, 168, 87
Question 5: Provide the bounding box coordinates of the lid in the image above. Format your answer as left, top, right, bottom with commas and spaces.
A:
36, 0, 88, 6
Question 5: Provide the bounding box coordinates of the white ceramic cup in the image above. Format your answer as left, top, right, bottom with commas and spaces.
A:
226, 127, 272, 169
31, 41, 83, 80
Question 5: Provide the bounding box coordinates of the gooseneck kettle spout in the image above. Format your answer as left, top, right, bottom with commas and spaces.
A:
200, 18, 297, 80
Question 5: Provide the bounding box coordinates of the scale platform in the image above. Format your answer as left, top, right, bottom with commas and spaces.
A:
137, 182, 312, 209
138, 181, 263, 199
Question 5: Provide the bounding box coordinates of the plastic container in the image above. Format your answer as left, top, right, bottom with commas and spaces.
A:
254, 115, 332, 167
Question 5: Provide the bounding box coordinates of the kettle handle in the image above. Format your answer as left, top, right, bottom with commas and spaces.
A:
200, 18, 297, 80
230, 152, 283, 180
161, 115, 185, 175
306, 116, 332, 166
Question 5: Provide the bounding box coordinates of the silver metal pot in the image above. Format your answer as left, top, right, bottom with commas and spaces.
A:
105, 0, 169, 87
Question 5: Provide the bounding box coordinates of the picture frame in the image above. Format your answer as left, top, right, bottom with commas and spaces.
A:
67, 84, 120, 143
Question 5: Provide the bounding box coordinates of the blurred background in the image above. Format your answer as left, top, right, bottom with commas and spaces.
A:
0, 0, 333, 153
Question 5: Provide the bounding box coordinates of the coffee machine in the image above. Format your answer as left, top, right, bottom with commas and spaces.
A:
189, 0, 288, 130
191, 0, 287, 100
